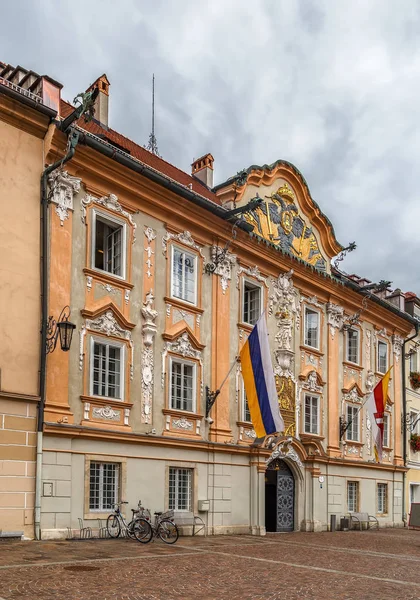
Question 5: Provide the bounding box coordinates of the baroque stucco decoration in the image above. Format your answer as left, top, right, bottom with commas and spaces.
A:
392, 334, 404, 363
144, 227, 156, 278
92, 406, 120, 421
141, 291, 158, 424
79, 310, 134, 380
48, 169, 81, 226
269, 270, 299, 379
210, 246, 237, 293
265, 437, 304, 469
326, 302, 344, 338
243, 182, 327, 270
81, 193, 137, 242
236, 265, 268, 289
161, 332, 203, 396
162, 230, 206, 263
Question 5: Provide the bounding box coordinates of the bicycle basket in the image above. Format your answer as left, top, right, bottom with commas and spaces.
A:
161, 509, 174, 520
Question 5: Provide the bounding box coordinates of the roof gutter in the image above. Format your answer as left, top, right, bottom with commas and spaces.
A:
0, 82, 57, 118
73, 127, 253, 233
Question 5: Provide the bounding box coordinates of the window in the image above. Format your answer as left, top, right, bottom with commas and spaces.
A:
93, 213, 125, 277
346, 405, 359, 442
243, 281, 262, 325
304, 307, 319, 349
170, 359, 196, 412
169, 467, 192, 512
377, 341, 388, 374
383, 414, 390, 447
89, 462, 120, 511
91, 340, 123, 399
410, 350, 417, 373
171, 246, 197, 304
347, 481, 359, 512
377, 483, 387, 514
242, 380, 251, 422
411, 411, 420, 435
304, 394, 319, 435
346, 328, 359, 364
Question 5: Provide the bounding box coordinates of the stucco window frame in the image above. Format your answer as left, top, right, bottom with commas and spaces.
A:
89, 335, 126, 402
84, 454, 127, 521
241, 277, 264, 326
303, 305, 321, 351
91, 208, 128, 281
345, 403, 360, 443
303, 393, 321, 436
376, 339, 388, 375
168, 355, 197, 414
346, 326, 361, 366
170, 243, 199, 307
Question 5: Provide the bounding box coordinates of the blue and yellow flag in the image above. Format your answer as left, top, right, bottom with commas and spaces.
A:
240, 315, 284, 437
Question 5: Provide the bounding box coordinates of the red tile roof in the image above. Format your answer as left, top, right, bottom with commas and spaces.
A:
60, 99, 220, 204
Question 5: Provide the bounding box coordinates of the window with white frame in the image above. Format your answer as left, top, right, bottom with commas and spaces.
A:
89, 462, 120, 511
411, 411, 420, 435
304, 307, 320, 349
243, 280, 262, 325
242, 379, 251, 422
377, 483, 387, 514
377, 341, 388, 374
170, 358, 196, 412
91, 340, 123, 399
93, 212, 125, 278
304, 394, 319, 435
383, 413, 390, 447
171, 246, 197, 304
410, 350, 418, 373
169, 467, 192, 511
346, 328, 359, 364
346, 404, 359, 442
347, 481, 359, 512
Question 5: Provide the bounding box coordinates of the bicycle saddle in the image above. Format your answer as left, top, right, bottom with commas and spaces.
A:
154, 511, 163, 516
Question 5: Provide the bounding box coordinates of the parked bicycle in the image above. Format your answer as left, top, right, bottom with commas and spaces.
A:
137, 501, 179, 544
106, 501, 153, 543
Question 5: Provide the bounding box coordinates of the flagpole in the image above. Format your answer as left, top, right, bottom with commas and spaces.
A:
205, 356, 239, 419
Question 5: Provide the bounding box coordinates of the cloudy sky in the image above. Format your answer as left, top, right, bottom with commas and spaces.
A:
2, 0, 420, 292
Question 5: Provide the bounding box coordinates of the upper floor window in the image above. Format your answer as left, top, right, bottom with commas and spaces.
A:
91, 339, 124, 400
410, 350, 417, 373
411, 411, 420, 435
170, 358, 196, 412
383, 413, 390, 447
346, 328, 359, 364
304, 307, 320, 349
241, 379, 251, 422
171, 246, 197, 304
346, 404, 359, 442
304, 394, 319, 435
243, 281, 262, 326
377, 341, 388, 374
93, 212, 126, 278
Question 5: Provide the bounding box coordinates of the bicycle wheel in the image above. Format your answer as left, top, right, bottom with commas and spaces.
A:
133, 518, 153, 544
106, 514, 121, 538
157, 519, 179, 544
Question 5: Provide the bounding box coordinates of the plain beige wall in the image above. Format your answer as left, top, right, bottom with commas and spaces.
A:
0, 119, 42, 395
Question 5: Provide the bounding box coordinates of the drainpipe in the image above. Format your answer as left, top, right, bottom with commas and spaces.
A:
401, 322, 419, 526
35, 127, 80, 541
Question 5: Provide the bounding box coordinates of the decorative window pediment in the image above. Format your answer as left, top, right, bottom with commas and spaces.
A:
81, 193, 137, 243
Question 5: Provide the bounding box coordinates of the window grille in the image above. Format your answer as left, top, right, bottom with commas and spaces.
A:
377, 483, 387, 514
346, 405, 359, 441
377, 341, 388, 374
304, 395, 319, 434
172, 247, 196, 304
169, 467, 192, 511
304, 308, 319, 349
347, 481, 359, 512
347, 328, 359, 364
170, 360, 195, 412
95, 217, 123, 276
89, 462, 120, 511
92, 342, 121, 399
243, 282, 261, 325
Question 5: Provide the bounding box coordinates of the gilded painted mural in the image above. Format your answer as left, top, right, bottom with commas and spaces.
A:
275, 375, 295, 437
244, 183, 327, 270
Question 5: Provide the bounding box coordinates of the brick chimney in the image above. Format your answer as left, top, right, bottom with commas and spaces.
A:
87, 74, 110, 127
191, 153, 214, 188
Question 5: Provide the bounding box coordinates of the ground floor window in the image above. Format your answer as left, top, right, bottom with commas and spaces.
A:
89, 462, 120, 511
169, 467, 192, 512
347, 481, 359, 512
377, 483, 387, 514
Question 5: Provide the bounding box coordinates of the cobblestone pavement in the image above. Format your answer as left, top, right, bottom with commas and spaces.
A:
1, 529, 420, 600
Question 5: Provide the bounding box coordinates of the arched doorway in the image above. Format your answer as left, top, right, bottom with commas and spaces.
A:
265, 459, 294, 532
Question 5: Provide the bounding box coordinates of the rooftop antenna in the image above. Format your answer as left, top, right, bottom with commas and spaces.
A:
145, 74, 161, 157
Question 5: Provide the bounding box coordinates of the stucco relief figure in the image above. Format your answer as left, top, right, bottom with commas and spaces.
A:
275, 309, 293, 350
245, 183, 326, 270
